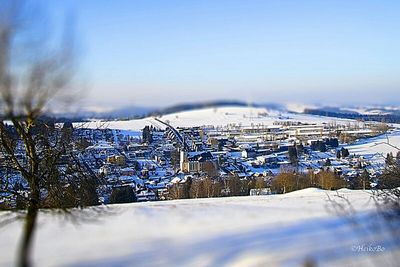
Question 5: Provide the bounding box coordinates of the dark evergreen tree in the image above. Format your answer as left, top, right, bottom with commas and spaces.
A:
386, 152, 395, 166
288, 146, 298, 165
317, 141, 327, 152
379, 153, 400, 189
296, 142, 304, 155
328, 138, 339, 148
109, 186, 137, 204
182, 176, 193, 199
379, 172, 400, 189
62, 121, 74, 130
310, 141, 317, 151
142, 126, 153, 144
218, 142, 224, 151
79, 178, 99, 206
341, 147, 350, 158
324, 158, 332, 166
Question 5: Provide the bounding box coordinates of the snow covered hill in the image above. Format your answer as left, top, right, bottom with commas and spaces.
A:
1, 189, 398, 267
79, 106, 357, 131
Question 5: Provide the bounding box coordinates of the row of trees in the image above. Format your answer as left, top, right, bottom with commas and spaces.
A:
385, 151, 400, 166
269, 166, 399, 193
167, 167, 393, 199
271, 170, 347, 193
168, 175, 268, 199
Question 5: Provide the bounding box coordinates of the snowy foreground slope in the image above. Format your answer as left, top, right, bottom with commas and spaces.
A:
1, 189, 399, 267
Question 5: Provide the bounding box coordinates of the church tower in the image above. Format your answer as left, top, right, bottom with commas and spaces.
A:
180, 149, 188, 172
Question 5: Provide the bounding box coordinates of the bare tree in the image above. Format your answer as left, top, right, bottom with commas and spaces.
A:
316, 170, 344, 190
255, 176, 265, 189
189, 178, 205, 198
271, 172, 296, 193
0, 1, 98, 267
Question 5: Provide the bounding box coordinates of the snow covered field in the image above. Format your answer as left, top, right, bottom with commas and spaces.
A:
347, 129, 400, 158
1, 188, 398, 267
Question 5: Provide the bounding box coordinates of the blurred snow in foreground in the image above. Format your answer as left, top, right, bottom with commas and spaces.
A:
0, 188, 399, 267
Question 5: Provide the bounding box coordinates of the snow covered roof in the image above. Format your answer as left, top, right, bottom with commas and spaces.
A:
86, 141, 115, 150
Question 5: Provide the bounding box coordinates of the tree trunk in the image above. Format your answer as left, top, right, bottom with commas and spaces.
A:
18, 198, 38, 267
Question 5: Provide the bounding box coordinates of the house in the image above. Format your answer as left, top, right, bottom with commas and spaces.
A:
86, 141, 117, 159
242, 148, 256, 159
120, 167, 135, 176
107, 155, 126, 166
180, 150, 218, 176
250, 188, 272, 196
136, 190, 158, 202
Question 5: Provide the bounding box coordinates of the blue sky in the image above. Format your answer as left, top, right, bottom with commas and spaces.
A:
42, 0, 400, 108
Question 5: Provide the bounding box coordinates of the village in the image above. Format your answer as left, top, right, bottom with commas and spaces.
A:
67, 113, 395, 203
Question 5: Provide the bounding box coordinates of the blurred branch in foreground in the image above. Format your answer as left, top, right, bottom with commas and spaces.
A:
0, 1, 99, 267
